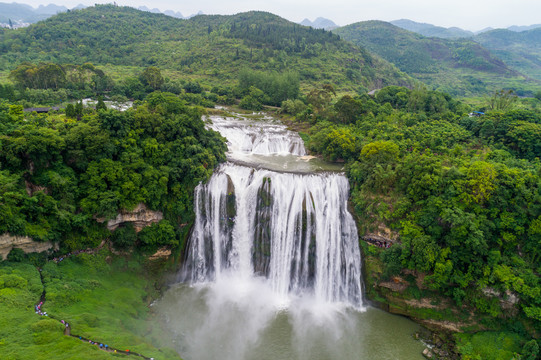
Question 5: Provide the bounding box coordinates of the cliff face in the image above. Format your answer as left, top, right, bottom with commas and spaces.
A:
0, 234, 57, 260
104, 203, 163, 232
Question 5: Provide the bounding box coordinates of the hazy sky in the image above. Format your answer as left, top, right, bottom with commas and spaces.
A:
18, 0, 541, 31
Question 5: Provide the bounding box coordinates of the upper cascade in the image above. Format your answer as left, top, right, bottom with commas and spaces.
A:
207, 115, 306, 157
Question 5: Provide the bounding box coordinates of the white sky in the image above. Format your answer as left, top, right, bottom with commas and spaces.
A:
17, 0, 541, 31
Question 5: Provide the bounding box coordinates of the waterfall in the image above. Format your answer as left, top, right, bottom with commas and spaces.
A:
207, 115, 306, 156
183, 114, 363, 308
153, 113, 432, 360
183, 163, 363, 307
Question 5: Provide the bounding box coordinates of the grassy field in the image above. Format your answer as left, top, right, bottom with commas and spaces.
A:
0, 251, 181, 360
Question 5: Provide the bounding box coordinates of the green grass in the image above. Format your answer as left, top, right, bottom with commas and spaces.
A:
455, 331, 524, 360
0, 252, 181, 360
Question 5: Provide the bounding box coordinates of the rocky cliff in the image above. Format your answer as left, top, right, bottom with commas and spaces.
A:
0, 234, 57, 260
104, 203, 163, 231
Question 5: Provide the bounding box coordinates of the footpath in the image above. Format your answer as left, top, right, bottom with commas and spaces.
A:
34, 246, 155, 360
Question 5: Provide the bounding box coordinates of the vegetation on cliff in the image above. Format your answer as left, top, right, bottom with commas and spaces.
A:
0, 91, 226, 255
295, 85, 540, 357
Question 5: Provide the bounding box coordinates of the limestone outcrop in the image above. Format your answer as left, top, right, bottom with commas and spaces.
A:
104, 203, 163, 232
0, 234, 57, 260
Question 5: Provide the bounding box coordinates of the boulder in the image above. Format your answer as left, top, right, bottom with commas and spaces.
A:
422, 348, 433, 358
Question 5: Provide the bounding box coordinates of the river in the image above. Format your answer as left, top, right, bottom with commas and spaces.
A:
153, 111, 425, 360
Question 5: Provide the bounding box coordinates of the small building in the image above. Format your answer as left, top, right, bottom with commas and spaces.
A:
23, 106, 61, 113
468, 111, 485, 117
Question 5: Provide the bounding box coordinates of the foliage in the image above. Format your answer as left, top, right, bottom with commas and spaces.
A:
0, 92, 226, 252
239, 86, 264, 110
487, 89, 517, 111
280, 99, 307, 116
474, 28, 541, 84
455, 332, 523, 360
139, 66, 164, 91
306, 85, 541, 333
110, 223, 137, 249
9, 62, 111, 94
137, 220, 177, 253
238, 69, 300, 106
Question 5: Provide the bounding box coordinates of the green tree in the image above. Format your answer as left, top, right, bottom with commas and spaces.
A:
307, 84, 335, 116
111, 223, 137, 249
96, 95, 107, 111
7, 248, 26, 262
334, 95, 362, 124
522, 339, 539, 360
137, 220, 177, 253
75, 100, 83, 118
239, 87, 265, 111
360, 141, 399, 166
487, 89, 517, 111
139, 66, 164, 90
65, 103, 76, 118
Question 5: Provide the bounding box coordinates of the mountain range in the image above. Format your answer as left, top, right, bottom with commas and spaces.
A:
0, 5, 412, 92
391, 19, 541, 38
0, 2, 206, 25
0, 2, 78, 24
334, 20, 539, 96
390, 19, 475, 39
387, 20, 541, 84
3, 2, 541, 35
0, 3, 540, 97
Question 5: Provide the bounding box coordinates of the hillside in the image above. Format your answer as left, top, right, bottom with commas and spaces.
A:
334, 21, 538, 96
0, 5, 413, 92
391, 19, 474, 39
474, 28, 541, 81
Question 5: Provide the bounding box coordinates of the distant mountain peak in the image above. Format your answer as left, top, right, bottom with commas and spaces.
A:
36, 3, 68, 14
138, 6, 161, 13
298, 17, 337, 30
187, 11, 204, 18
163, 9, 184, 18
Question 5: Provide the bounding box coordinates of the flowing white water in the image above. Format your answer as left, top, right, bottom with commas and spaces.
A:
157, 113, 424, 360
183, 163, 363, 306
205, 114, 343, 173
207, 115, 306, 156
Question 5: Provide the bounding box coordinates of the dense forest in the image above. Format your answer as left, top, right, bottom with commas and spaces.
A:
0, 91, 226, 254
0, 5, 412, 93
